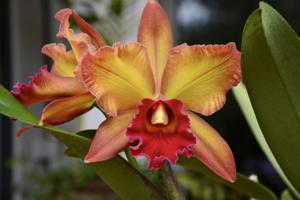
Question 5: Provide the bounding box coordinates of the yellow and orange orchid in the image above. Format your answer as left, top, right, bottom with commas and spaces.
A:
82, 1, 241, 182
12, 8, 106, 125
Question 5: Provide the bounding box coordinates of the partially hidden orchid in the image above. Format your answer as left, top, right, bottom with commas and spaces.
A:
11, 8, 106, 125
82, 1, 241, 182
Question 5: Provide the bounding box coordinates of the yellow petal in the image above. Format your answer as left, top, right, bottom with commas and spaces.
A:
55, 9, 102, 60
188, 112, 236, 182
81, 43, 155, 116
40, 93, 95, 125
162, 43, 241, 115
84, 110, 135, 163
42, 43, 77, 77
138, 0, 173, 92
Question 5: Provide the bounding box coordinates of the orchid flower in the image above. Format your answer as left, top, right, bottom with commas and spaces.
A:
12, 9, 106, 125
82, 1, 241, 182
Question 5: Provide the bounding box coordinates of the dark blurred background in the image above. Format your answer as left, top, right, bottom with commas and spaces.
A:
1, 0, 300, 199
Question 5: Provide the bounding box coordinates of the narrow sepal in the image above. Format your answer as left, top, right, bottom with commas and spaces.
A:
40, 93, 95, 125
188, 112, 236, 182
84, 111, 135, 163
138, 1, 173, 91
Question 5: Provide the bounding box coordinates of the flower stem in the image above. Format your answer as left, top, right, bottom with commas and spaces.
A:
125, 148, 140, 171
159, 161, 185, 200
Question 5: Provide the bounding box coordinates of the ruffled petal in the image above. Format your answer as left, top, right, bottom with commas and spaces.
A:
55, 8, 104, 60
188, 112, 236, 182
42, 43, 77, 77
84, 110, 135, 163
11, 66, 86, 105
138, 0, 173, 91
127, 99, 196, 170
162, 43, 241, 116
72, 10, 106, 47
81, 43, 155, 116
40, 92, 95, 125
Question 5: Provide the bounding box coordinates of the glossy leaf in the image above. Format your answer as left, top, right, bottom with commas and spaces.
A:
178, 157, 277, 200
0, 85, 166, 200
233, 83, 300, 198
0, 85, 37, 124
46, 129, 166, 200
241, 2, 300, 192
64, 129, 96, 157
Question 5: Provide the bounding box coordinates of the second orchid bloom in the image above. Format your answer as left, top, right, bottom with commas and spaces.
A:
82, 1, 241, 182
12, 8, 106, 125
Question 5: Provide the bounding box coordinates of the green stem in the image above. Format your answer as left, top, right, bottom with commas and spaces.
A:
125, 148, 140, 171
159, 161, 185, 200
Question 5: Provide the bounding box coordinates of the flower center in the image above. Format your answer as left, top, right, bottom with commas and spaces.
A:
127, 98, 196, 170
150, 102, 169, 126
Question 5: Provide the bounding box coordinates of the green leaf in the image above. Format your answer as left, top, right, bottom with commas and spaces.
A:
233, 83, 300, 198
75, 129, 96, 139
178, 157, 277, 200
46, 130, 166, 200
64, 130, 96, 157
0, 85, 166, 200
0, 85, 37, 124
241, 2, 300, 193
